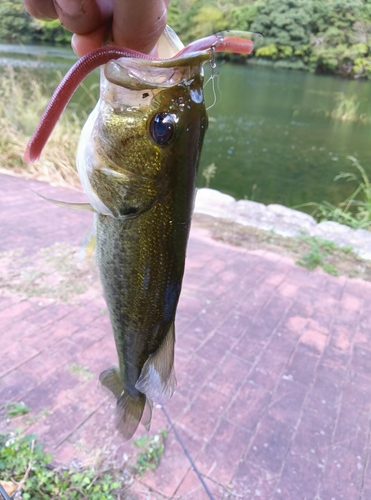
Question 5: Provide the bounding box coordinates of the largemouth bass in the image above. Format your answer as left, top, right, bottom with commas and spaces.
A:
25, 27, 254, 440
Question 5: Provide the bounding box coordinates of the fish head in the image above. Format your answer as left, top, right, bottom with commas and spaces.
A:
77, 52, 210, 219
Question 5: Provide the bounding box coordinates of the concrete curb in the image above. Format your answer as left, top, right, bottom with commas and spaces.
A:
194, 188, 371, 260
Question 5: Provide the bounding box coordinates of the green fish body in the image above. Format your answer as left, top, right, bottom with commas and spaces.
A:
76, 31, 208, 439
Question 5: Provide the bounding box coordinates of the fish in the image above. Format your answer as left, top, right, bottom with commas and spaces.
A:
25, 27, 254, 440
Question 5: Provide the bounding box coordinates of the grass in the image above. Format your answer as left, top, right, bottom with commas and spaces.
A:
4, 402, 31, 418
132, 430, 167, 476
297, 156, 371, 230
0, 428, 168, 499
0, 431, 122, 500
68, 363, 94, 381
0, 66, 86, 187
193, 213, 371, 281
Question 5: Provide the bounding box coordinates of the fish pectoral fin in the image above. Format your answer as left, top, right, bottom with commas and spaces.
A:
116, 392, 146, 440
135, 322, 177, 405
32, 190, 96, 212
99, 366, 124, 399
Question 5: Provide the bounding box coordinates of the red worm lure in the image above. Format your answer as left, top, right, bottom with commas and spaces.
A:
24, 31, 254, 163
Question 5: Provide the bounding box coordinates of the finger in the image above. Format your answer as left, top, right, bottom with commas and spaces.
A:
112, 0, 169, 54
53, 0, 112, 35
71, 25, 108, 56
23, 0, 58, 20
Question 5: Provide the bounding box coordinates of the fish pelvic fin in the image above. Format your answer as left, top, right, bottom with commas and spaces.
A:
135, 322, 177, 405
99, 365, 148, 440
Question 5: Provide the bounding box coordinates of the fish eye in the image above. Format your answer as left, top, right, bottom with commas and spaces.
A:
150, 113, 176, 145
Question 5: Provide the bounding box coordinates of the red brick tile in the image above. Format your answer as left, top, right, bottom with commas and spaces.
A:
351, 346, 371, 379
208, 353, 252, 397
226, 380, 271, 431
69, 325, 106, 349
181, 386, 229, 439
1, 342, 39, 377
248, 345, 289, 391
196, 332, 232, 366
26, 302, 74, 327
332, 403, 369, 456
246, 412, 295, 474
230, 460, 279, 499
0, 368, 38, 403
329, 324, 353, 352
272, 453, 322, 500
290, 407, 335, 464
21, 366, 80, 413
176, 354, 215, 401
282, 346, 318, 387
21, 338, 80, 380
340, 293, 363, 311
0, 320, 41, 351
218, 312, 253, 339
298, 328, 328, 355
0, 300, 37, 327
173, 469, 223, 499
194, 419, 251, 485
268, 379, 307, 425
342, 371, 371, 413
282, 315, 308, 333
22, 317, 81, 350
27, 400, 92, 450
319, 445, 364, 499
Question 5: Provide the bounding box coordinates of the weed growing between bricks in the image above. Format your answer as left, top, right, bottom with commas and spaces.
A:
0, 429, 167, 499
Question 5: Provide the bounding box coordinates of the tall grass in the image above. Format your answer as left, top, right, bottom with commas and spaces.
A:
298, 156, 371, 229
0, 66, 85, 187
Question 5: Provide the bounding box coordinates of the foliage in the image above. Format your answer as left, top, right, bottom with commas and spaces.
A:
296, 236, 340, 275
68, 363, 95, 380
0, 0, 70, 44
251, 0, 313, 67
4, 402, 31, 418
3, 0, 371, 76
0, 431, 122, 499
300, 156, 371, 229
132, 430, 167, 476
202, 163, 217, 188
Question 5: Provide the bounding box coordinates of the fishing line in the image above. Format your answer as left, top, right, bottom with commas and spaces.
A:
205, 45, 218, 111
160, 405, 215, 500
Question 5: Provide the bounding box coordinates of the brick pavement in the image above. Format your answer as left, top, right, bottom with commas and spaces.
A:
1, 173, 371, 499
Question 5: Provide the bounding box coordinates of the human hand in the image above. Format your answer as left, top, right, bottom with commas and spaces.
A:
23, 0, 170, 57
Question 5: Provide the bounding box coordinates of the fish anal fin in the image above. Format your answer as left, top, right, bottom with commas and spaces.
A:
32, 190, 95, 212
135, 322, 177, 404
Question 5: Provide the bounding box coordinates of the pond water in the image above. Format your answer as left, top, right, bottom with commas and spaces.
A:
2, 43, 371, 209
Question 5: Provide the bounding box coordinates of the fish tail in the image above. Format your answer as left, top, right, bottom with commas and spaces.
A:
99, 365, 149, 440
115, 392, 146, 440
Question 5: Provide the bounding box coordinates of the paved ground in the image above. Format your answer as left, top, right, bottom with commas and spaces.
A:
1, 173, 371, 499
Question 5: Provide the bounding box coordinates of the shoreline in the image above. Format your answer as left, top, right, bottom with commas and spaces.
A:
194, 188, 371, 261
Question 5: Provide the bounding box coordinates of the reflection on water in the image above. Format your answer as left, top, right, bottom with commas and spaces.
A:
2, 43, 371, 209
201, 63, 371, 209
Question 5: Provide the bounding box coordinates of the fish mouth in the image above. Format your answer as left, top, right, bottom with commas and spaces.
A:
104, 52, 210, 91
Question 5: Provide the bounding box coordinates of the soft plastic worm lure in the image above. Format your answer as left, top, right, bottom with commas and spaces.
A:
25, 31, 254, 163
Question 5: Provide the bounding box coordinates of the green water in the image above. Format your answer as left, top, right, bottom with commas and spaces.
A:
202, 63, 371, 208
2, 43, 371, 209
